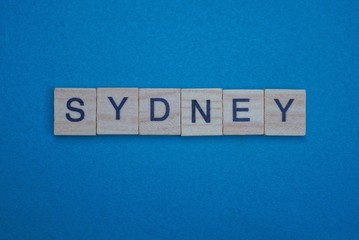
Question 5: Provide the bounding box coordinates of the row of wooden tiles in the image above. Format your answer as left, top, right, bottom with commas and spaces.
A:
54, 88, 306, 136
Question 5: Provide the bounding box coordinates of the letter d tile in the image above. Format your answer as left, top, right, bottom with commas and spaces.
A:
139, 88, 181, 135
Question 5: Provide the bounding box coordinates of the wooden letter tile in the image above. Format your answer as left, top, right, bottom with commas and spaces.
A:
139, 88, 181, 135
223, 90, 264, 135
97, 88, 138, 135
54, 88, 96, 135
265, 89, 306, 136
181, 89, 222, 136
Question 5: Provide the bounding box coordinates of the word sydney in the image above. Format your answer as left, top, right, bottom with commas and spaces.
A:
54, 88, 306, 136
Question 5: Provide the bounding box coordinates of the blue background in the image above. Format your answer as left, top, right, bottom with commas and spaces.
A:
1, 0, 359, 239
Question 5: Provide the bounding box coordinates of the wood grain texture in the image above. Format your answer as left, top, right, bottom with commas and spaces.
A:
181, 89, 222, 136
97, 88, 138, 135
139, 88, 181, 135
223, 90, 264, 135
265, 89, 306, 136
54, 88, 96, 136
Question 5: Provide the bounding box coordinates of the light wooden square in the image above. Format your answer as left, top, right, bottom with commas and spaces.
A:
97, 88, 138, 135
223, 90, 264, 135
54, 88, 96, 136
265, 89, 306, 136
181, 89, 222, 136
139, 88, 181, 135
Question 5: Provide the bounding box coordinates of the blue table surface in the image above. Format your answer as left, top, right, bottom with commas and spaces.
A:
1, 1, 359, 239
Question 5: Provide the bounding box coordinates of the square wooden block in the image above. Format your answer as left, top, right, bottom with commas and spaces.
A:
265, 89, 306, 136
139, 88, 181, 135
181, 89, 223, 136
223, 90, 264, 135
97, 88, 138, 135
54, 88, 96, 136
